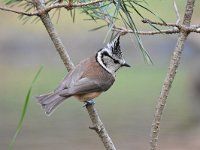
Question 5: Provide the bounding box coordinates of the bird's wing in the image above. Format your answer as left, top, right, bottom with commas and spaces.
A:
58, 77, 108, 97
54, 62, 85, 92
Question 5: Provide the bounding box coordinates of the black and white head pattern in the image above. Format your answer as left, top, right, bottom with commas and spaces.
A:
96, 35, 126, 75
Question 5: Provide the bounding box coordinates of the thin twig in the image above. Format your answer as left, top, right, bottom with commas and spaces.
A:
112, 22, 200, 35
173, 0, 181, 25
150, 0, 196, 150
0, 0, 103, 16
140, 18, 200, 34
112, 26, 180, 35
142, 18, 180, 28
0, 6, 37, 16
150, 31, 188, 150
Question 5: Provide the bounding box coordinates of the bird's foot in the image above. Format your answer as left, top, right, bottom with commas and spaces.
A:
83, 100, 95, 108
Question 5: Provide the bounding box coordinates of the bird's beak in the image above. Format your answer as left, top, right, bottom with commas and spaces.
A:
122, 62, 131, 67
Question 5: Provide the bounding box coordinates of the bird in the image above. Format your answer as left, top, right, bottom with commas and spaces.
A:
36, 35, 130, 115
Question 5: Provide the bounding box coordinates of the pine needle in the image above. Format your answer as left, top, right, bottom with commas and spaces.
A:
8, 66, 43, 150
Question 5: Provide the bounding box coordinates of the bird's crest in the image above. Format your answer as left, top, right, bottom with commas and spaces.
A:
106, 35, 122, 58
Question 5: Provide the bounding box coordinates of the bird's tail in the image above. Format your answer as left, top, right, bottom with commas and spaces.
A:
36, 92, 70, 115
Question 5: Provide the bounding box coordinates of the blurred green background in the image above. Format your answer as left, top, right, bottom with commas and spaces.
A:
1, 0, 200, 150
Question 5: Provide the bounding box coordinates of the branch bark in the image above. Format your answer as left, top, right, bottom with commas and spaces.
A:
150, 1, 196, 150
33, 0, 116, 149
112, 26, 180, 35
87, 105, 116, 150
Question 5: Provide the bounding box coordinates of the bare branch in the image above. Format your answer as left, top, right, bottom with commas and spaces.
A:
0, 5, 38, 16
191, 24, 200, 29
182, 0, 195, 26
150, 31, 188, 150
196, 27, 200, 33
112, 26, 180, 35
173, 0, 181, 25
142, 19, 179, 28
133, 19, 200, 34
150, 0, 196, 150
188, 25, 200, 33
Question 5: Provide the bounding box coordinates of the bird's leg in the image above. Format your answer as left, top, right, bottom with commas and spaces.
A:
83, 99, 96, 107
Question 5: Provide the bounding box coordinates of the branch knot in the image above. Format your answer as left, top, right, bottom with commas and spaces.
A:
89, 124, 103, 132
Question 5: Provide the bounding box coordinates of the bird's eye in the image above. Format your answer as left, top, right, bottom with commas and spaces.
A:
113, 59, 120, 64
102, 51, 110, 57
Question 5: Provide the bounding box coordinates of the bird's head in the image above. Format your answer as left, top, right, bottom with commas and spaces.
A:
96, 35, 130, 74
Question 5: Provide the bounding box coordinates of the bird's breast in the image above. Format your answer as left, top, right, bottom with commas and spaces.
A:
74, 92, 102, 102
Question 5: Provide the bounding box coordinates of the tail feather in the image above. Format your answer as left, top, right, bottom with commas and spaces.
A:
36, 92, 70, 115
